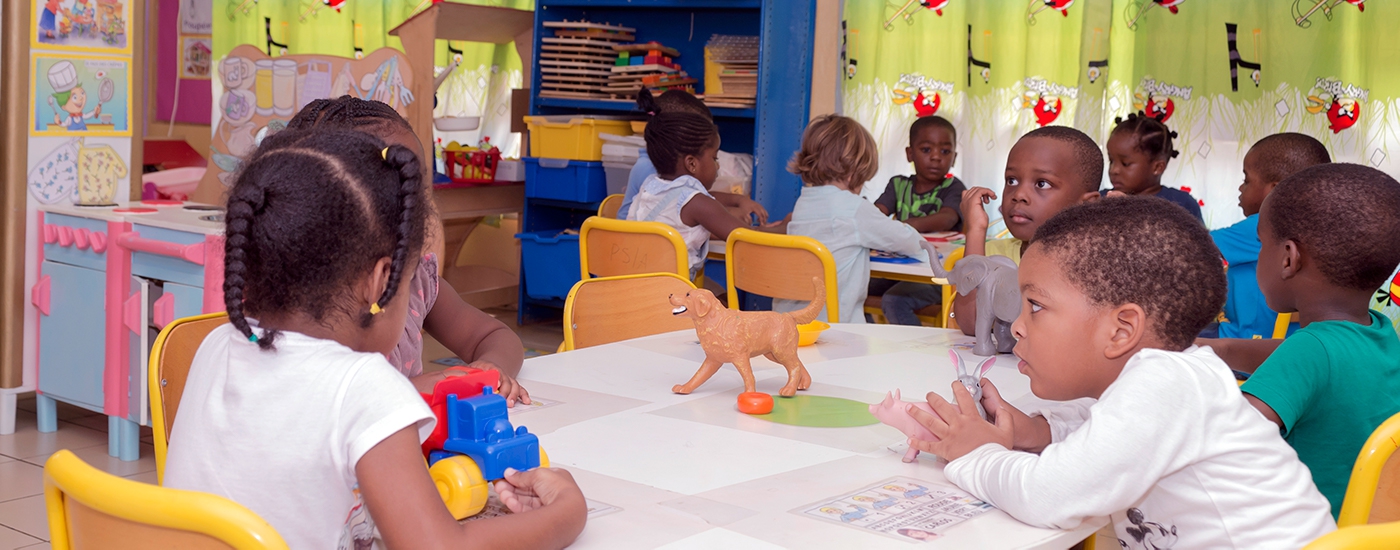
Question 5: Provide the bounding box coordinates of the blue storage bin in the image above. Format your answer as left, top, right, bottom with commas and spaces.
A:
524, 158, 608, 203
516, 229, 582, 300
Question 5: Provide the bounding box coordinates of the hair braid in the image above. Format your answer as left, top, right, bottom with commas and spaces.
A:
1112, 111, 1178, 161
364, 144, 423, 326
222, 173, 280, 350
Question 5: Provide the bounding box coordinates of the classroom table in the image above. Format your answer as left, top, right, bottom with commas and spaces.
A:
706, 239, 960, 284
507, 324, 1108, 549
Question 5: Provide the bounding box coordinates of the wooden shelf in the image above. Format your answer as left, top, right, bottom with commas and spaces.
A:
536, 96, 755, 118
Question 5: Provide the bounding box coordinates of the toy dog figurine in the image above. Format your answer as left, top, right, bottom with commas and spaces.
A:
923, 240, 1020, 356
668, 277, 825, 397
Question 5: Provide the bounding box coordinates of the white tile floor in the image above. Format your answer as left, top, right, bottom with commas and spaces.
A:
0, 395, 155, 550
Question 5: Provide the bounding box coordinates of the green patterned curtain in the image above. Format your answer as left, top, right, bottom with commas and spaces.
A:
844, 0, 1400, 330
212, 0, 531, 156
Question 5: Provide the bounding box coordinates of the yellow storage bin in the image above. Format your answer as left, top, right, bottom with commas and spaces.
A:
524, 116, 636, 162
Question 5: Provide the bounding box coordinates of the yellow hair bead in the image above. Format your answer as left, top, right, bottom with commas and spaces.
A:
381, 147, 390, 160
370, 302, 383, 315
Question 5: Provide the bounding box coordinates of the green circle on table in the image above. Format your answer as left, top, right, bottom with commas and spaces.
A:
752, 395, 879, 427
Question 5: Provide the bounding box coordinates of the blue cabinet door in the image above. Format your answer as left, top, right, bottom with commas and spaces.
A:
38, 260, 107, 411
162, 282, 206, 321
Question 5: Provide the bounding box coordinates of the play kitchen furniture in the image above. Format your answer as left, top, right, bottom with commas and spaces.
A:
31, 202, 224, 461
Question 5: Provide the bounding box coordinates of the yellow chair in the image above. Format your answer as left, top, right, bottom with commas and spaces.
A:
562, 272, 698, 351
725, 228, 840, 322
939, 247, 966, 329
578, 216, 690, 280
597, 194, 623, 219
44, 449, 289, 550
1303, 522, 1400, 549
1272, 312, 1293, 339
1338, 411, 1400, 527
149, 312, 229, 483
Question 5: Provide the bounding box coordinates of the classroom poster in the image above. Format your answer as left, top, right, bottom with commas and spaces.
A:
182, 36, 214, 79
26, 136, 131, 206
842, 0, 1400, 231
32, 0, 132, 54
30, 54, 131, 137
795, 477, 993, 543
180, 0, 214, 34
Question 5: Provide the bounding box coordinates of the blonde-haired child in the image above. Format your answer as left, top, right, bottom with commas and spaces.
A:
774, 115, 926, 323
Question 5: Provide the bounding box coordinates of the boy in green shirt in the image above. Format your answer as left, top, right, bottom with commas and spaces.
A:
1233, 163, 1400, 518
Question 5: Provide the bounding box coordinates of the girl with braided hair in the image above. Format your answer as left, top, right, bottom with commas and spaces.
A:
1105, 111, 1204, 222
288, 96, 531, 407
164, 129, 586, 549
627, 105, 785, 278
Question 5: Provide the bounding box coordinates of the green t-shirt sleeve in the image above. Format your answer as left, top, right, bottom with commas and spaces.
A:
1241, 333, 1329, 436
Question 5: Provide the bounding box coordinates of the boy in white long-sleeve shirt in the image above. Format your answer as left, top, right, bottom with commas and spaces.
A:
906, 197, 1335, 548
774, 115, 927, 323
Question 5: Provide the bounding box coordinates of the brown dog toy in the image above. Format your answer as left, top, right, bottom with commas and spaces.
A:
668, 277, 826, 397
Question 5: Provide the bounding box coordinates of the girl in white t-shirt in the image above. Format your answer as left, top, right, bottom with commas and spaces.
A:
627, 104, 785, 278
164, 129, 586, 549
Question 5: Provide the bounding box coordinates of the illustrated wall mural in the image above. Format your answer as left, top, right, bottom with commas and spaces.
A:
200, 44, 416, 195
843, 0, 1400, 331
211, 0, 531, 158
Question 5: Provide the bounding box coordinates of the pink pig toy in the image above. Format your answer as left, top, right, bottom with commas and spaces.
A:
869, 389, 941, 463
870, 352, 998, 463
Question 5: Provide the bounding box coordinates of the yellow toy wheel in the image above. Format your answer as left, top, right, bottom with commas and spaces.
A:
539, 446, 550, 468
429, 455, 489, 520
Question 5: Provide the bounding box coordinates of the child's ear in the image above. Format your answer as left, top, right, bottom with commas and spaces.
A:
1280, 239, 1302, 280
361, 257, 394, 308
1078, 190, 1101, 203
684, 154, 700, 174
950, 150, 958, 168
1102, 303, 1148, 360
905, 146, 914, 163
1151, 157, 1168, 176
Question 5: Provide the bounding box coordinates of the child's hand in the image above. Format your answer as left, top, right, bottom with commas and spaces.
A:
468, 361, 532, 407
961, 187, 997, 232
979, 379, 1051, 453
735, 196, 770, 225
493, 466, 585, 514
907, 381, 1014, 461
1104, 190, 1127, 198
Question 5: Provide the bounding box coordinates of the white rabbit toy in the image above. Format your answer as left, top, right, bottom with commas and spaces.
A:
950, 350, 996, 420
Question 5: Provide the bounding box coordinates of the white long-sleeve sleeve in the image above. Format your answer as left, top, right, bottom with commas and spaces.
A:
943, 347, 1334, 548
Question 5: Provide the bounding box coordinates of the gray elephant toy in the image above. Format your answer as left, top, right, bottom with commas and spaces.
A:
922, 241, 1020, 356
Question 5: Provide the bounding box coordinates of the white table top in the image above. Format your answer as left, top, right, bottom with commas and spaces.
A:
510, 325, 1106, 549
706, 240, 958, 285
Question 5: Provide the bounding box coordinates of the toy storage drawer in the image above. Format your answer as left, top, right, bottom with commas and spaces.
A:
42, 213, 110, 270
523, 116, 634, 161
525, 158, 607, 203
516, 230, 581, 300
129, 224, 208, 287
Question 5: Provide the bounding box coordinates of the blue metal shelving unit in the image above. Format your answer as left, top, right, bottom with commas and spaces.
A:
519, 0, 816, 325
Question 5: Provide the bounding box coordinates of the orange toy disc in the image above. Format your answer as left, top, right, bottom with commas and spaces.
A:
737, 392, 774, 415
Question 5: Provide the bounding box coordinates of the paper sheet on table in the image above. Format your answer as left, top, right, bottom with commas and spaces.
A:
793, 476, 993, 543
464, 497, 622, 522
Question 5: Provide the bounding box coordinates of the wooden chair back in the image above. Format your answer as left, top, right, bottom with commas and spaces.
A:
149, 312, 229, 483
579, 216, 689, 279
725, 228, 840, 322
939, 247, 965, 329
44, 450, 289, 550
598, 194, 623, 219
562, 273, 697, 351
1339, 412, 1400, 527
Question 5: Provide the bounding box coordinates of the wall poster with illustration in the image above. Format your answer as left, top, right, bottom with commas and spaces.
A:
30, 54, 131, 137
32, 0, 132, 54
